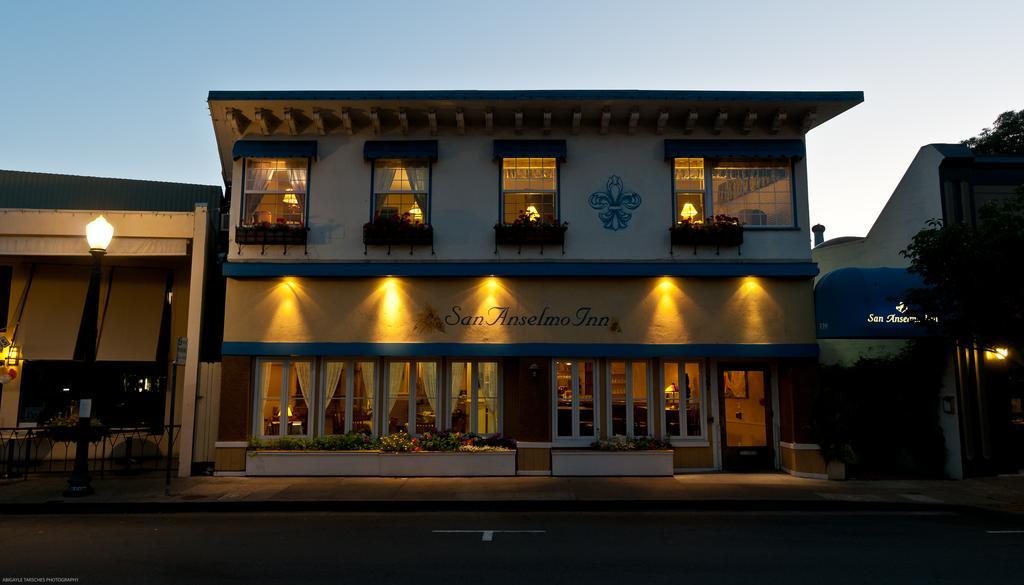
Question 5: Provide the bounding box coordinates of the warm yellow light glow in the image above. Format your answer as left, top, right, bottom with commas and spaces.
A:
987, 347, 1010, 361
408, 202, 423, 223
680, 202, 699, 221
287, 406, 293, 417
4, 345, 20, 366
392, 167, 410, 190
525, 205, 540, 222
282, 192, 299, 205
86, 215, 114, 251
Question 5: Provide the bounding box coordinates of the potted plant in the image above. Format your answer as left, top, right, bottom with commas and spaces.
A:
45, 414, 109, 443
235, 221, 309, 246
494, 209, 568, 247
670, 215, 743, 247
363, 212, 434, 247
551, 436, 674, 476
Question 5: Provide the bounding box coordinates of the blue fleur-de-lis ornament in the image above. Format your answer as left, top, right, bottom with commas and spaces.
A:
589, 175, 641, 230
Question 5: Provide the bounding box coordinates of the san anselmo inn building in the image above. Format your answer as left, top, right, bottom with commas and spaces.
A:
208, 90, 863, 477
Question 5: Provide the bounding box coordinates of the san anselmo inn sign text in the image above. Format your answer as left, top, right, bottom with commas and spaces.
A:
445, 306, 611, 328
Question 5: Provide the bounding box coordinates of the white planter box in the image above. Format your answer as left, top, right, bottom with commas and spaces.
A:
246, 451, 381, 476
245, 450, 516, 477
551, 450, 674, 476
379, 451, 516, 477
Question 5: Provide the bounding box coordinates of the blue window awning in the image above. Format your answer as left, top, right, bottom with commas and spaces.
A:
815, 267, 934, 339
363, 140, 439, 161
493, 140, 567, 161
664, 139, 805, 160
232, 140, 318, 160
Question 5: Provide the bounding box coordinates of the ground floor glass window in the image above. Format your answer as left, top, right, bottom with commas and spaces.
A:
663, 361, 703, 439
256, 359, 313, 438
321, 360, 376, 435
449, 361, 500, 435
609, 360, 651, 437
385, 360, 438, 435
555, 360, 596, 440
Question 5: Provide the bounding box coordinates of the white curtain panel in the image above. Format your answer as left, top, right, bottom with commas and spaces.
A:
323, 361, 346, 412
419, 362, 437, 410
293, 361, 312, 407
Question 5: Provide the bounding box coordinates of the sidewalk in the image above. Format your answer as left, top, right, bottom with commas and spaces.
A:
3, 473, 1024, 514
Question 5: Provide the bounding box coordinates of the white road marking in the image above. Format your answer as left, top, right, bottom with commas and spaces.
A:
433, 530, 546, 542
986, 530, 1024, 534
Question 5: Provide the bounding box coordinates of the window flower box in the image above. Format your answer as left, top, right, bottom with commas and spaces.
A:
670, 215, 743, 248
363, 213, 434, 250
551, 449, 674, 476
245, 450, 516, 477
235, 223, 309, 246
494, 213, 568, 251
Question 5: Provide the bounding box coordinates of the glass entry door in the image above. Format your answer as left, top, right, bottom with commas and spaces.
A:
719, 366, 773, 470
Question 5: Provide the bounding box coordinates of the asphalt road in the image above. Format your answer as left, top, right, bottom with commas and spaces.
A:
1, 510, 1022, 584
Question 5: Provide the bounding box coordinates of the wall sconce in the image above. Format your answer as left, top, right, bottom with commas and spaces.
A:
5, 344, 20, 366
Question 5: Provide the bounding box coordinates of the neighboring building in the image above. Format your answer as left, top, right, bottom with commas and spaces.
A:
0, 170, 225, 475
207, 89, 862, 477
813, 144, 1024, 477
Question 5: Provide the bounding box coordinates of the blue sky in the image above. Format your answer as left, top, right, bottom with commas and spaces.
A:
1, 0, 1021, 237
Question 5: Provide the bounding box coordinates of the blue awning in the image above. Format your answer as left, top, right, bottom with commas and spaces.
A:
664, 139, 805, 160
815, 267, 934, 339
232, 140, 318, 160
363, 140, 439, 161
493, 140, 567, 161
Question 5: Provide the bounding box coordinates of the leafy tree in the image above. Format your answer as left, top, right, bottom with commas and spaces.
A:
900, 191, 1024, 357
962, 110, 1024, 154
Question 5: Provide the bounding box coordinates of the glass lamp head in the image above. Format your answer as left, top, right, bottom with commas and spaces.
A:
86, 215, 114, 252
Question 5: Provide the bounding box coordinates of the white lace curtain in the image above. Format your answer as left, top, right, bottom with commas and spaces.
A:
323, 362, 346, 412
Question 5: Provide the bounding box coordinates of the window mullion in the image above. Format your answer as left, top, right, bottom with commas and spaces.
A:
344, 361, 354, 434
409, 361, 418, 436
572, 362, 580, 440
624, 361, 634, 438
678, 362, 687, 437
470, 362, 480, 434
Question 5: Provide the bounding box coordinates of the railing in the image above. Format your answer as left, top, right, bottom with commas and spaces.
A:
0, 425, 180, 479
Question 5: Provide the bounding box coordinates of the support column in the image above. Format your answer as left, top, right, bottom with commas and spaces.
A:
177, 205, 208, 477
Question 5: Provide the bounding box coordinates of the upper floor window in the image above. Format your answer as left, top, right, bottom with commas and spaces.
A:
674, 157, 706, 224
501, 157, 558, 224
242, 158, 308, 228
712, 161, 793, 227
670, 158, 794, 227
373, 159, 429, 224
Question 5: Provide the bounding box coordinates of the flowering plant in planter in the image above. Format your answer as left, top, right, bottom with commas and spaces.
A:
45, 414, 109, 442
591, 436, 672, 451
363, 212, 433, 246
494, 209, 568, 247
247, 430, 516, 453
670, 215, 743, 247
235, 221, 309, 246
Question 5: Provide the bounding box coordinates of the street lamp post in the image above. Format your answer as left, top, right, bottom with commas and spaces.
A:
64, 215, 114, 497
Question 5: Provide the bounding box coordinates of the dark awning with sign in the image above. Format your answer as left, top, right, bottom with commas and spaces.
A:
664, 139, 805, 160
232, 140, 318, 160
493, 140, 567, 161
815, 267, 934, 339
363, 140, 439, 161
